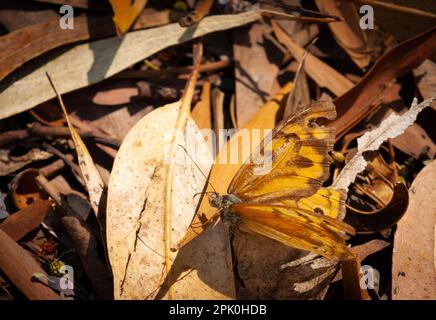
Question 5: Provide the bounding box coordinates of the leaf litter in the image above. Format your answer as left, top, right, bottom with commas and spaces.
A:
0, 0, 435, 301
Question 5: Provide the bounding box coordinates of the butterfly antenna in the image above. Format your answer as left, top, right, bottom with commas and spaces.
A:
178, 144, 218, 193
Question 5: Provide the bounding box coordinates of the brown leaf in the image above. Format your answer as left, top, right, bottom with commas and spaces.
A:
0, 200, 52, 241
315, 0, 370, 68
0, 229, 60, 300
392, 160, 436, 299
331, 25, 436, 139
234, 23, 281, 127
271, 19, 354, 97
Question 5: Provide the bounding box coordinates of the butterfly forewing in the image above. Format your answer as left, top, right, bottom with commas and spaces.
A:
228, 102, 337, 203
226, 101, 354, 260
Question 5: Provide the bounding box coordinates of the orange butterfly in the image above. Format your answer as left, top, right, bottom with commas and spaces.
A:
206, 101, 355, 261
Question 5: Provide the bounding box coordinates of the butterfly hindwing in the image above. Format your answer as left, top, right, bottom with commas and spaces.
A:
230, 203, 354, 260
226, 101, 354, 260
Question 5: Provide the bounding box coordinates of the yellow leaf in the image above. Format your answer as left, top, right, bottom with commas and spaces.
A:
109, 0, 148, 35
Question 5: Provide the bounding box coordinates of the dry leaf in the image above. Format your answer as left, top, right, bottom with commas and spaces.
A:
106, 101, 233, 299
333, 95, 436, 191
283, 48, 311, 118
233, 23, 280, 127
392, 160, 436, 299
331, 25, 436, 138
0, 11, 261, 120
191, 81, 212, 131
316, 0, 370, 68
179, 84, 345, 299
47, 74, 105, 216
271, 19, 354, 97
109, 0, 148, 35
107, 46, 234, 299
179, 82, 294, 246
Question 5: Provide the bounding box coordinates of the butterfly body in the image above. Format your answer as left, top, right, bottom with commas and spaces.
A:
209, 193, 243, 225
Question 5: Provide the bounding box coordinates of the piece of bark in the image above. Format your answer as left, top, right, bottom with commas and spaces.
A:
0, 229, 60, 300
392, 160, 436, 299
0, 200, 52, 241
233, 22, 280, 127
0, 122, 120, 149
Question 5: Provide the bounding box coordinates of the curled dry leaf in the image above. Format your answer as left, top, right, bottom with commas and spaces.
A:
47, 74, 104, 216
333, 95, 436, 191
9, 168, 48, 210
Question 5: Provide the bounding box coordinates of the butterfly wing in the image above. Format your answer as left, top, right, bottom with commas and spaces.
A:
228, 101, 338, 205
227, 101, 353, 259
230, 203, 355, 260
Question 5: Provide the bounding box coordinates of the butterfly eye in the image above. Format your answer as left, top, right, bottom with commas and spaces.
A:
314, 207, 325, 215
308, 119, 319, 127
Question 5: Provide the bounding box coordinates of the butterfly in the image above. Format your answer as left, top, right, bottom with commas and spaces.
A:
207, 101, 355, 261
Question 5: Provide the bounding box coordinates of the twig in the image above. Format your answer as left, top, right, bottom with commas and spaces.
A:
41, 143, 85, 187
0, 122, 120, 149
179, 0, 214, 27
115, 59, 231, 80
39, 154, 74, 178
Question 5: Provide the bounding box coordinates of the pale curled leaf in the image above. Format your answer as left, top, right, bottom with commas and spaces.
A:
0, 11, 261, 120
333, 94, 436, 191
47, 75, 104, 216
106, 102, 234, 299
